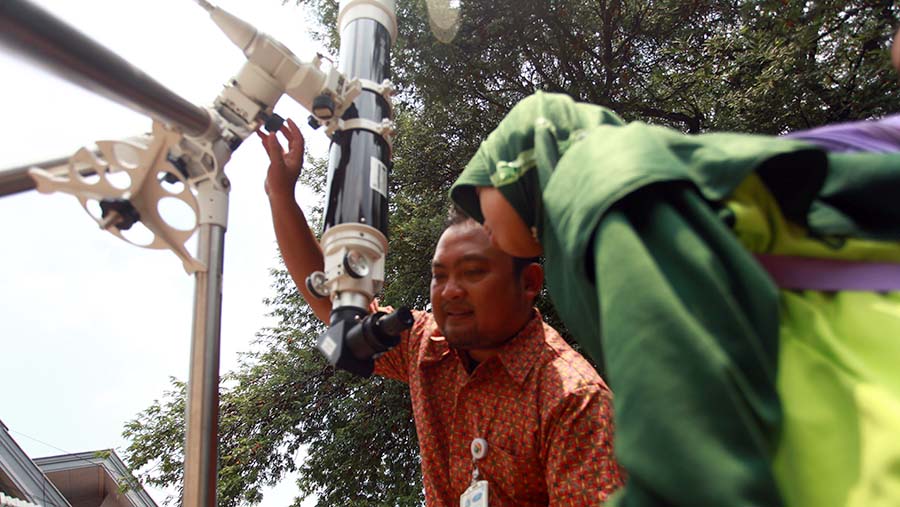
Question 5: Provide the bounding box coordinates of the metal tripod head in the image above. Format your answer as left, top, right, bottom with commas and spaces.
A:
0, 1, 408, 505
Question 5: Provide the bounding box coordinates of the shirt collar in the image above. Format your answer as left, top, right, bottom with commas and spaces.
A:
492, 309, 545, 386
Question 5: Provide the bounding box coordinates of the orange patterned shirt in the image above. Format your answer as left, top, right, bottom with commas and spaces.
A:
374, 309, 623, 506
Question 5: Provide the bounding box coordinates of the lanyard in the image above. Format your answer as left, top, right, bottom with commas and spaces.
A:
470, 437, 488, 484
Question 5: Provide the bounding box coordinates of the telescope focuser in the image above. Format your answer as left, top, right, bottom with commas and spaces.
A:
317, 307, 413, 377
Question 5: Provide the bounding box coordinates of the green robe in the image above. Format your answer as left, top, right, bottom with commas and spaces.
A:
450, 92, 900, 507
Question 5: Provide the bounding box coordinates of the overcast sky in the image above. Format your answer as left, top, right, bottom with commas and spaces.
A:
0, 0, 332, 505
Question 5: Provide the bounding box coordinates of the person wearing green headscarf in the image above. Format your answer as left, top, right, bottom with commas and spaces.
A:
450, 91, 900, 507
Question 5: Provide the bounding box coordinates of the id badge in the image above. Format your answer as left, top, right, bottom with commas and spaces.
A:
460, 480, 489, 507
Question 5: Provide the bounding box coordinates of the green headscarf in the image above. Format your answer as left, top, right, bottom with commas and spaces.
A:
450, 91, 624, 239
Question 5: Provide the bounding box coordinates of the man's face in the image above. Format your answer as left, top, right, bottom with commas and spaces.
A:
430, 221, 536, 354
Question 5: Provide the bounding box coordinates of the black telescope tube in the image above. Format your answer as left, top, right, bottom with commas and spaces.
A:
322, 17, 392, 236
0, 0, 211, 137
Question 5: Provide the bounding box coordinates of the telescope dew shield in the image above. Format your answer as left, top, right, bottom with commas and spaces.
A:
323, 12, 393, 235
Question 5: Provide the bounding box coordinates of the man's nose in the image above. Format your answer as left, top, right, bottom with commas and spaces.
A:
441, 277, 465, 299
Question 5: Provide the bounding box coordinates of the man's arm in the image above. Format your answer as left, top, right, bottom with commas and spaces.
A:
259, 119, 331, 323
544, 386, 624, 505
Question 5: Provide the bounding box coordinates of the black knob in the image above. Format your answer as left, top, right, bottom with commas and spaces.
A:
312, 94, 336, 120
99, 199, 141, 231
263, 113, 285, 133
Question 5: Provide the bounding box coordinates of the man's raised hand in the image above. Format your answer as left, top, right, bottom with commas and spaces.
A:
259, 118, 305, 200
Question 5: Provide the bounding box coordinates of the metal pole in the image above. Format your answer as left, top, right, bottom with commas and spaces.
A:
0, 0, 212, 137
0, 156, 72, 197
0, 151, 106, 198
183, 222, 225, 507
0, 2, 229, 503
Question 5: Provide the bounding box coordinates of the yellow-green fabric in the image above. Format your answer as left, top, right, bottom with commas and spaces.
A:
776, 291, 900, 507
727, 174, 900, 261
727, 176, 900, 507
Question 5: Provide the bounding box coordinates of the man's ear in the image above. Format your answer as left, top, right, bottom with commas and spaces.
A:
521, 262, 544, 302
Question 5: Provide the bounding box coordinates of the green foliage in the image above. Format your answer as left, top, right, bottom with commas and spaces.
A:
302, 0, 898, 132
123, 379, 187, 505
123, 1, 898, 505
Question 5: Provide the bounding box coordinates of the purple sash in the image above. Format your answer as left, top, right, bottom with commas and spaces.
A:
783, 115, 900, 153
755, 254, 900, 291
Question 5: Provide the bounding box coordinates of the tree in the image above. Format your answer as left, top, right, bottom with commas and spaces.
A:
123, 1, 899, 505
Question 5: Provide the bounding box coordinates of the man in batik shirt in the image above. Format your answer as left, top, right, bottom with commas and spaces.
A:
259, 120, 624, 506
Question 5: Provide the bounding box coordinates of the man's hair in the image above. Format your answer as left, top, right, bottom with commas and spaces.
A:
443, 205, 540, 276
443, 204, 474, 229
